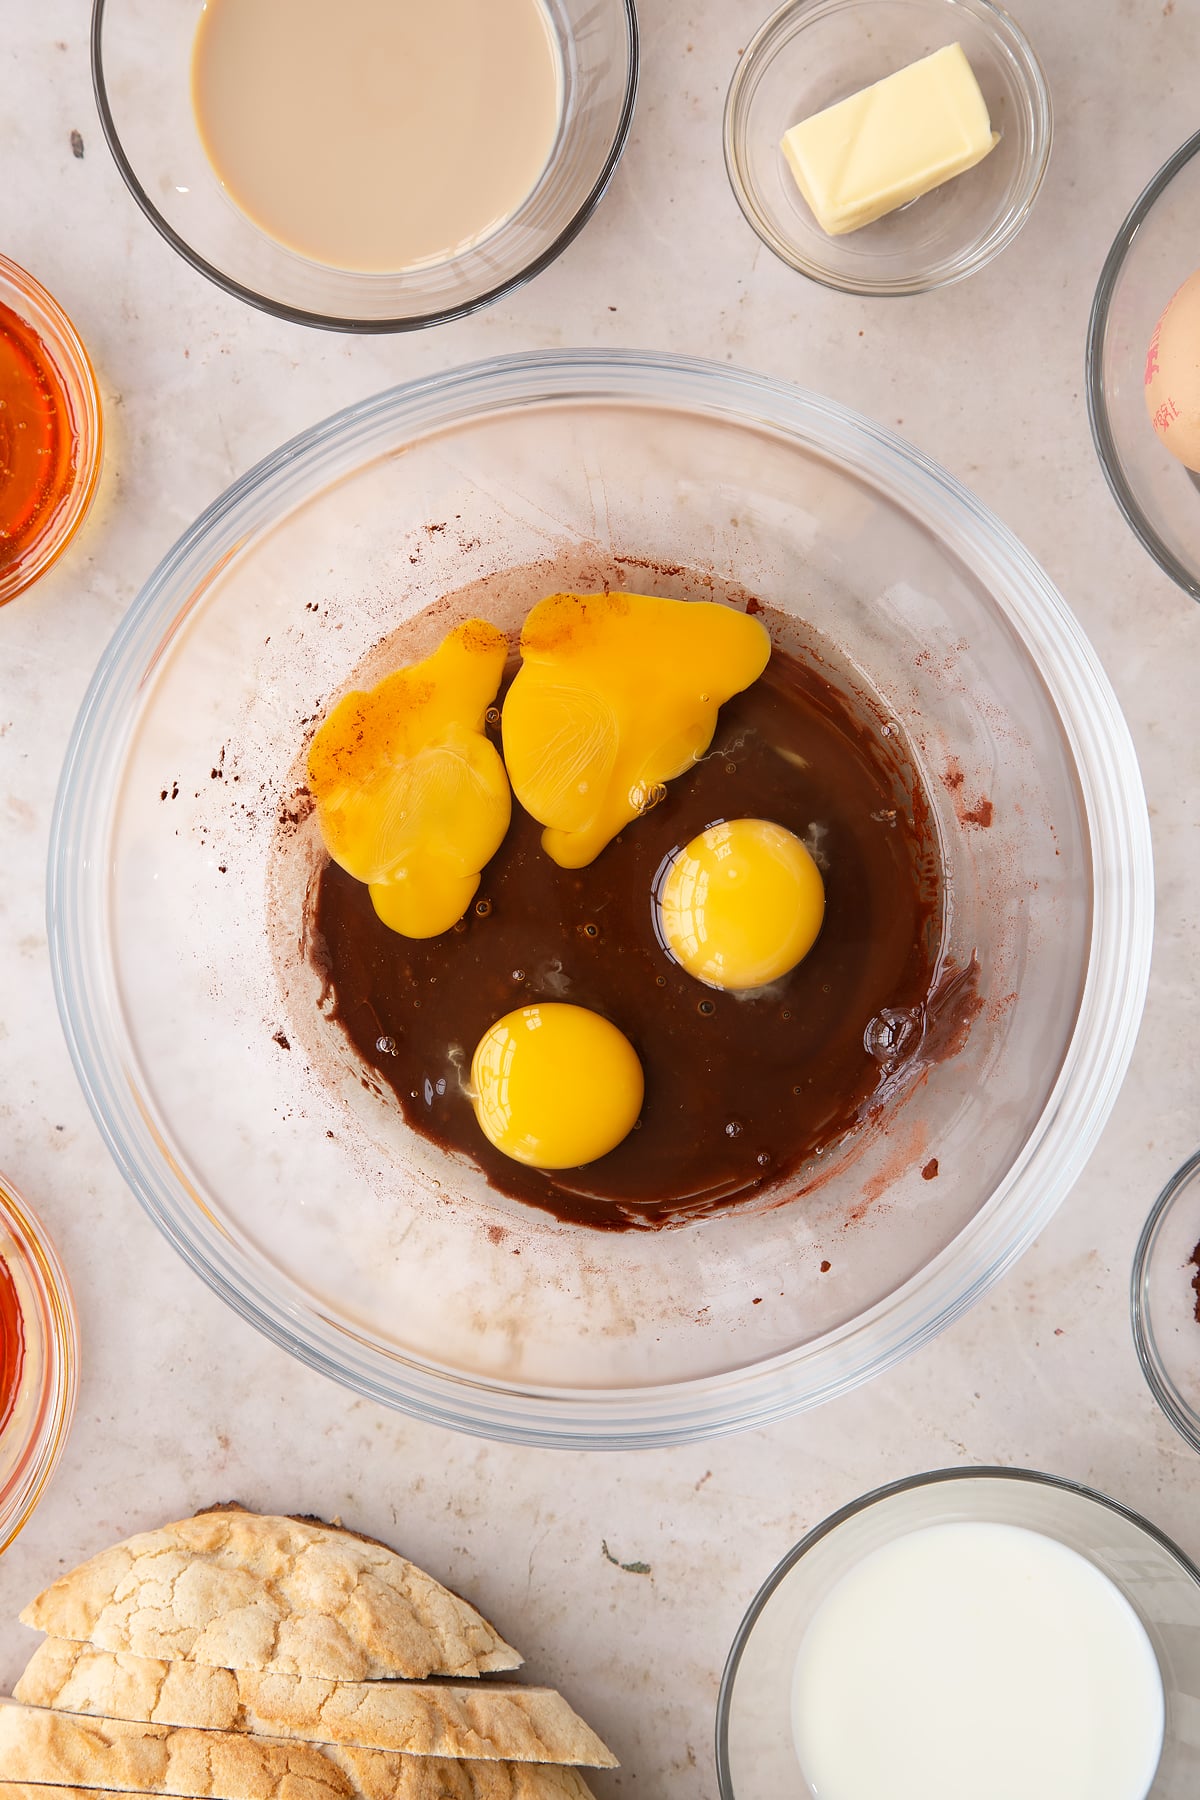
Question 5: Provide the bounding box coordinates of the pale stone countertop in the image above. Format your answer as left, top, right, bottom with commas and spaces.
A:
1, 2, 1199, 1793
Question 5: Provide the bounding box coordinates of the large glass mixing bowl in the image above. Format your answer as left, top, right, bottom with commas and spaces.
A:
49, 351, 1151, 1448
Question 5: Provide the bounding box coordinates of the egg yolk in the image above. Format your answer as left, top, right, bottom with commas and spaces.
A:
470, 1003, 644, 1169
306, 619, 511, 939
501, 591, 771, 869
657, 818, 825, 992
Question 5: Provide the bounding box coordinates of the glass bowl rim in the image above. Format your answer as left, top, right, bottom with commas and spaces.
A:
1131, 1145, 1200, 1456
722, 0, 1053, 298
715, 1462, 1200, 1799
47, 347, 1152, 1449
0, 1173, 80, 1553
89, 0, 640, 335
1086, 127, 1200, 604
0, 252, 104, 606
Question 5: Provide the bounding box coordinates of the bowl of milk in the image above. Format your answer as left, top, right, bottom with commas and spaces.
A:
91, 0, 638, 330
717, 1466, 1200, 1799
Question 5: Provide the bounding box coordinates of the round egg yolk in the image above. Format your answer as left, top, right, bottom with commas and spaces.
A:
470, 1003, 644, 1170
657, 818, 825, 992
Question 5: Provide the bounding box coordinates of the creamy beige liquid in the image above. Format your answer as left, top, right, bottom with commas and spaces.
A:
191, 0, 563, 273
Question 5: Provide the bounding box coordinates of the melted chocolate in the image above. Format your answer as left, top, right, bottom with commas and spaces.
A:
309, 647, 943, 1229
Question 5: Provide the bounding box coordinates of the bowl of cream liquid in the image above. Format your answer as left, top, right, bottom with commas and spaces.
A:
718, 1467, 1200, 1800
91, 0, 638, 329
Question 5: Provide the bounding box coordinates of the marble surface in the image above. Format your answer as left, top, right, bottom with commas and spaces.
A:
2, 1, 1199, 1792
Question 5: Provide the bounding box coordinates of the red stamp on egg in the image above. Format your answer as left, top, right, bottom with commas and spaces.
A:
1145, 321, 1163, 387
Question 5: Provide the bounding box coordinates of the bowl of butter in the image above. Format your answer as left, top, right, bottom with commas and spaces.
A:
724, 0, 1051, 296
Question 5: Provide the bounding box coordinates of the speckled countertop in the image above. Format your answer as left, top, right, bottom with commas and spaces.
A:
1, 2, 1199, 1793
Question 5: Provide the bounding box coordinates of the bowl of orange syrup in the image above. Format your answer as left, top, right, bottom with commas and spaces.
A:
0, 1174, 78, 1550
0, 254, 103, 607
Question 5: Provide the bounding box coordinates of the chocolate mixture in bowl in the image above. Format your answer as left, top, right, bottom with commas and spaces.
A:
304, 622, 949, 1230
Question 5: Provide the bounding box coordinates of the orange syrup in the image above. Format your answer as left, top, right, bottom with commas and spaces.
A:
0, 1251, 24, 1437
0, 296, 79, 591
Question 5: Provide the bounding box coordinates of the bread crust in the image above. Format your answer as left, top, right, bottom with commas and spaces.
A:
0, 1776, 589, 1800
0, 1708, 596, 1800
14, 1645, 615, 1768
18, 1515, 520, 1682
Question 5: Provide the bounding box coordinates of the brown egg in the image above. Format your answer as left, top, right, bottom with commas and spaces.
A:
1145, 270, 1200, 473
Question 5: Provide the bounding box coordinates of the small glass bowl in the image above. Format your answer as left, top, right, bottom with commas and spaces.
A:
90, 0, 638, 333
717, 1467, 1200, 1798
1088, 131, 1200, 603
1132, 1150, 1200, 1456
0, 1174, 79, 1552
724, 0, 1051, 296
0, 255, 103, 608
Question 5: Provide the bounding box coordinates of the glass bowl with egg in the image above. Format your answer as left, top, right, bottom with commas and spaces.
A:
90, 0, 638, 331
49, 349, 1150, 1448
717, 1466, 1200, 1799
1131, 1148, 1200, 1458
0, 1175, 78, 1552
1088, 129, 1200, 603
723, 0, 1051, 296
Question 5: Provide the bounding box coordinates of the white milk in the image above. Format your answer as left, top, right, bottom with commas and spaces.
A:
791, 1521, 1165, 1800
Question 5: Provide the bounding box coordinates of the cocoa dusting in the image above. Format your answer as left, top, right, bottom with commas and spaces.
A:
1190, 1239, 1200, 1324
307, 644, 948, 1230
941, 758, 994, 829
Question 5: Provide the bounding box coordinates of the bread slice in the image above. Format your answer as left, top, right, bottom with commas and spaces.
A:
0, 1706, 345, 1800
0, 1769, 590, 1800
14, 1643, 616, 1767
0, 1708, 596, 1800
19, 1512, 520, 1681
13, 1647, 238, 1734
0, 1788, 586, 1800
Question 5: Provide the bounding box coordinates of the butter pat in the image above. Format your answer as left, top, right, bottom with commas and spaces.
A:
781, 44, 998, 237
